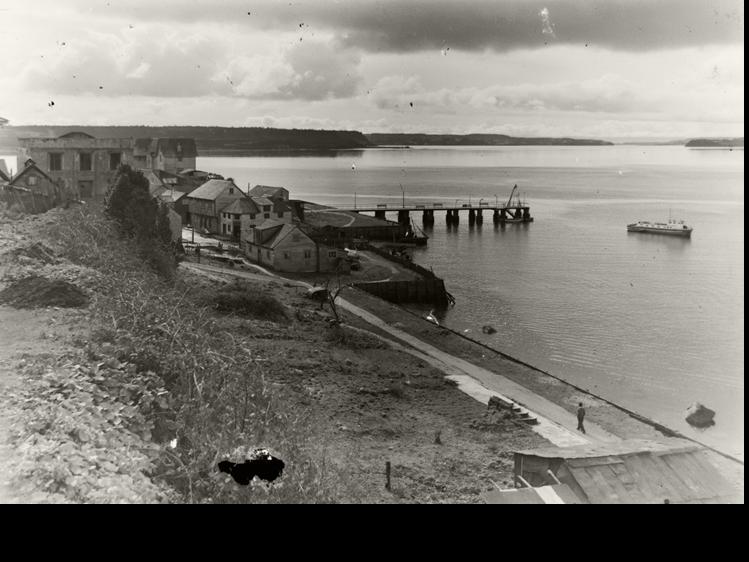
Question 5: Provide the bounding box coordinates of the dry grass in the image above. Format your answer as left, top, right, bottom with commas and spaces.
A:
33, 205, 353, 503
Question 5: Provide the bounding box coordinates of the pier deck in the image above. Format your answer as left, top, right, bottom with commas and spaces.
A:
328, 201, 533, 225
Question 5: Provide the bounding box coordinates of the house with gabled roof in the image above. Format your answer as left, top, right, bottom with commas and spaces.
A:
133, 138, 198, 174
185, 178, 248, 234
1, 158, 65, 213
242, 219, 344, 273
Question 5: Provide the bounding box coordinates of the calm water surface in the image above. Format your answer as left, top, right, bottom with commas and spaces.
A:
202, 146, 743, 458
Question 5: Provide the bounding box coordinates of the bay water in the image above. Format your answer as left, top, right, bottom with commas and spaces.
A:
198, 146, 743, 459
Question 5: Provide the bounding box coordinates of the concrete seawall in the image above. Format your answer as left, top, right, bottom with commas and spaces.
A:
354, 278, 448, 306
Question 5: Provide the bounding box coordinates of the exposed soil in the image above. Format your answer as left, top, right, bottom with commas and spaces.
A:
0, 275, 89, 309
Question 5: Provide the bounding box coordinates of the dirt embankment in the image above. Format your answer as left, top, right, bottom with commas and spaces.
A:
0, 206, 546, 503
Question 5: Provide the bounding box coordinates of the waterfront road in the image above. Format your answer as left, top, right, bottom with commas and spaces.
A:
182, 260, 618, 448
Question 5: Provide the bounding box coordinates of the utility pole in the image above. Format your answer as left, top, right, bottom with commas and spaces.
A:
400, 184, 405, 207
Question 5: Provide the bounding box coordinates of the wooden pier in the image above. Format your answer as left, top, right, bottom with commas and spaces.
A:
331, 201, 533, 226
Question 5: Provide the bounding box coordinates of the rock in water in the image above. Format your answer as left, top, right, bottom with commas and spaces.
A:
482, 325, 497, 334
685, 402, 716, 428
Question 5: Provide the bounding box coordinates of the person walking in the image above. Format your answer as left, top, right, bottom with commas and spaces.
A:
576, 402, 586, 434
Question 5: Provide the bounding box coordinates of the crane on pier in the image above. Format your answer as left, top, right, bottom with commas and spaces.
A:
505, 184, 519, 207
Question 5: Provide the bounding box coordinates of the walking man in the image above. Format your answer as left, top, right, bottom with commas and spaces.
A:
577, 402, 586, 434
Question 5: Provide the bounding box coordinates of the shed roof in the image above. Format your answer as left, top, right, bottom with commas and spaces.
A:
482, 484, 582, 505
518, 439, 742, 504
516, 439, 698, 460
563, 448, 740, 504
187, 179, 242, 201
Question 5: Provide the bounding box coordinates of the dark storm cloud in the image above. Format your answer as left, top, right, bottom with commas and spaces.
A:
79, 0, 744, 52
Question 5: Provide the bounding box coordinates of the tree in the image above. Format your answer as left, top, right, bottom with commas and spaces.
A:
104, 164, 177, 279
104, 164, 155, 237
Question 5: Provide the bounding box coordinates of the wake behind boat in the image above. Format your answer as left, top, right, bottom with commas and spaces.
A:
627, 218, 693, 237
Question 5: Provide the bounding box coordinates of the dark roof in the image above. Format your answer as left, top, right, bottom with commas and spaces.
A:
58, 131, 96, 139
134, 138, 155, 155
249, 185, 289, 199
187, 179, 242, 201
222, 198, 260, 215
9, 159, 57, 188
133, 138, 198, 158
158, 138, 198, 158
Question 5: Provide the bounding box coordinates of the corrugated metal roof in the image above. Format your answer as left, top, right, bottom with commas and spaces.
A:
517, 439, 742, 504
187, 179, 240, 201
564, 448, 740, 504
517, 439, 697, 460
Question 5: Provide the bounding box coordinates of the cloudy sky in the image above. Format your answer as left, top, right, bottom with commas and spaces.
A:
0, 0, 743, 139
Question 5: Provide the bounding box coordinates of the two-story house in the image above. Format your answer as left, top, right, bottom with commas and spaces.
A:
185, 178, 247, 234
133, 138, 198, 174
17, 132, 135, 199
242, 220, 343, 273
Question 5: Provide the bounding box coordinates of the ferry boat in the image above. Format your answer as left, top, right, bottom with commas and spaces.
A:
627, 218, 693, 237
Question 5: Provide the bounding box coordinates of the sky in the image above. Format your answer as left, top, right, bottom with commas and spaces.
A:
0, 0, 744, 139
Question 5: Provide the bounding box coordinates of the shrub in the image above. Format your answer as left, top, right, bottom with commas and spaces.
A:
212, 282, 287, 322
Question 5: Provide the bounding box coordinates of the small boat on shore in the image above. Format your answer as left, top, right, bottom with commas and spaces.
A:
627, 218, 693, 237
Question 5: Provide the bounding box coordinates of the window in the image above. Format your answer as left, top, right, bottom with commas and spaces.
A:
264, 213, 270, 219
79, 152, 92, 171
27, 175, 38, 187
263, 205, 271, 212
304, 250, 312, 259
109, 152, 121, 170
229, 188, 234, 194
328, 251, 337, 258
266, 250, 271, 258
49, 153, 63, 171
249, 213, 256, 220
283, 252, 291, 259
277, 212, 284, 218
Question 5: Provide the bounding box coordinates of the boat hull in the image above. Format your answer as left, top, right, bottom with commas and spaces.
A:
627, 225, 692, 237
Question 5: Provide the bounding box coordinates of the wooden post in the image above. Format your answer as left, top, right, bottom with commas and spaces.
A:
385, 461, 391, 490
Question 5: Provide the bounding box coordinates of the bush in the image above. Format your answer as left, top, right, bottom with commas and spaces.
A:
212, 282, 288, 322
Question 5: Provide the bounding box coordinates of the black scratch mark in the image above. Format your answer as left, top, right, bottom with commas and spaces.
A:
218, 450, 285, 485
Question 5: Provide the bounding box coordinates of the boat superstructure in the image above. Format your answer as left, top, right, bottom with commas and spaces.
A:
627, 218, 693, 237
